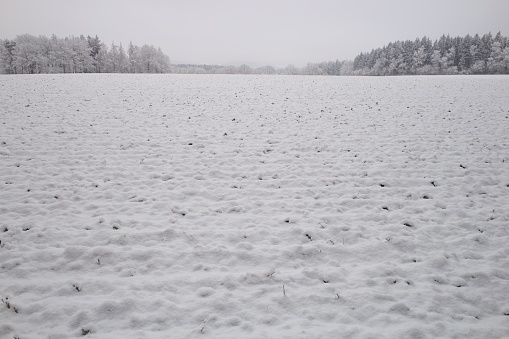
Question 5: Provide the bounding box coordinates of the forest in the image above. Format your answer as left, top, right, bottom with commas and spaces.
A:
0, 34, 170, 74
351, 32, 509, 75
1, 32, 508, 75
170, 60, 349, 76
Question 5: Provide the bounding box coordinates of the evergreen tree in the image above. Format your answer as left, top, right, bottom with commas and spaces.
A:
87, 35, 101, 72
107, 42, 119, 72
127, 41, 140, 73
2, 40, 17, 73
352, 32, 508, 75
118, 43, 129, 73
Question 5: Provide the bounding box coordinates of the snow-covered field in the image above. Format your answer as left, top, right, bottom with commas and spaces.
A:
1, 74, 508, 338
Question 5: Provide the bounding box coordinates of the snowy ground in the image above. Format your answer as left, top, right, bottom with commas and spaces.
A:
0, 74, 508, 338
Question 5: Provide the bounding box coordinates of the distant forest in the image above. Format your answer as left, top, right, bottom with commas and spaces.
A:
1, 32, 507, 75
0, 34, 170, 74
170, 60, 349, 76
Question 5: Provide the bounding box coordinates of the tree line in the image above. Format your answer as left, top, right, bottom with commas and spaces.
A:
351, 32, 509, 75
171, 60, 352, 75
2, 32, 507, 75
0, 34, 170, 74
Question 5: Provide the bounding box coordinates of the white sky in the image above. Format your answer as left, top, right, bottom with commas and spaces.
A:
1, 0, 508, 67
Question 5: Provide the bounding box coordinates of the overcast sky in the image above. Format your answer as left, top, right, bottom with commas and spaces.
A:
1, 0, 509, 67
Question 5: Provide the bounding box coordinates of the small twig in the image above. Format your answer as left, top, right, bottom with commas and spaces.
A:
283, 284, 286, 297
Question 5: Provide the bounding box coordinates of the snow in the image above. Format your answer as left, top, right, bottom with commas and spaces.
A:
0, 74, 508, 338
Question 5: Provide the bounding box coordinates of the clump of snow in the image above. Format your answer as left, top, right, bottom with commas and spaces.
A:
0, 74, 508, 338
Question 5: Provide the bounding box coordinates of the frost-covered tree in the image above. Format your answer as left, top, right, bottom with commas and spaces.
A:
69, 36, 94, 72
12, 34, 44, 73
351, 32, 508, 75
107, 42, 119, 72
139, 45, 155, 73
127, 41, 140, 73
237, 64, 252, 74
118, 43, 129, 73
281, 64, 299, 75
253, 65, 276, 74
136, 45, 170, 73
94, 42, 108, 73
430, 50, 441, 74
0, 33, 172, 74
156, 47, 171, 73
488, 41, 506, 73
339, 60, 354, 75
300, 63, 320, 75
1, 39, 17, 73
87, 35, 101, 72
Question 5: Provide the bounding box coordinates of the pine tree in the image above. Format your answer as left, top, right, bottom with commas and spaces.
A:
87, 35, 101, 72
2, 40, 17, 74
127, 41, 140, 73
118, 43, 128, 73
